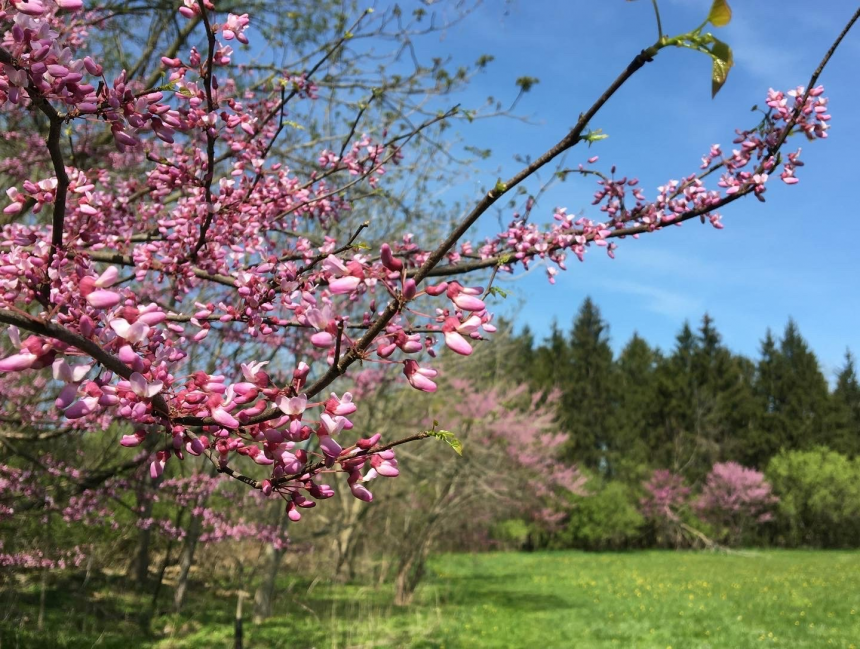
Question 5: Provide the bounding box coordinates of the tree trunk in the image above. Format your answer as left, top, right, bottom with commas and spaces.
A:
392, 464, 463, 606
393, 549, 427, 607
36, 568, 48, 631
234, 590, 244, 649
252, 508, 289, 624
130, 488, 156, 584
333, 491, 368, 582
173, 510, 203, 613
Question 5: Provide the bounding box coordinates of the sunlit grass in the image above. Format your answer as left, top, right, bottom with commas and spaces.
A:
423, 551, 860, 648
2, 551, 859, 648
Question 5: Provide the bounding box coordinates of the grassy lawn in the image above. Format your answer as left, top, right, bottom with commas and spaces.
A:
2, 551, 859, 648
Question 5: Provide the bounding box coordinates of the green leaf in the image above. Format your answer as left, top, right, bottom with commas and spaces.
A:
710, 38, 733, 98
583, 128, 608, 146
475, 54, 495, 69
707, 0, 732, 27
432, 430, 463, 456
515, 76, 540, 93
426, 421, 463, 456
487, 286, 510, 300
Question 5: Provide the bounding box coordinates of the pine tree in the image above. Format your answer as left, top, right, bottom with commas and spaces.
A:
778, 319, 830, 448
829, 350, 860, 456
531, 320, 571, 392
692, 314, 757, 473
559, 298, 616, 472
486, 318, 536, 383
612, 332, 661, 477
748, 320, 830, 465
744, 329, 784, 468
649, 315, 756, 480
650, 321, 699, 475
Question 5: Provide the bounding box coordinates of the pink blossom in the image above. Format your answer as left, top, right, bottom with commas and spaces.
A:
109, 319, 150, 344
325, 392, 356, 416
0, 352, 38, 372
128, 372, 163, 398
276, 394, 307, 416
403, 360, 437, 392
86, 290, 122, 309
222, 13, 250, 44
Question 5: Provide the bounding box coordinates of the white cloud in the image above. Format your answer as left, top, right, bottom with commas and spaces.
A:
593, 278, 703, 319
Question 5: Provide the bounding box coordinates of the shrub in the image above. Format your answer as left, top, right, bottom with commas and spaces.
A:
489, 519, 531, 551
558, 482, 644, 551
767, 447, 860, 547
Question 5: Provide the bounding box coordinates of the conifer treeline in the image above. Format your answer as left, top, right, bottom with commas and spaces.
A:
507, 298, 860, 483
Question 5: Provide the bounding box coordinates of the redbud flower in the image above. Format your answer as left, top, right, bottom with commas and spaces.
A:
357, 433, 381, 450
370, 451, 399, 478
128, 372, 163, 398
380, 243, 403, 272
325, 392, 356, 416
425, 282, 448, 296
318, 435, 342, 459
276, 394, 307, 416
446, 281, 485, 311
403, 359, 437, 392
222, 13, 250, 43
120, 430, 147, 448
442, 315, 481, 356
52, 358, 91, 383
347, 470, 373, 502
0, 352, 38, 372
109, 319, 150, 344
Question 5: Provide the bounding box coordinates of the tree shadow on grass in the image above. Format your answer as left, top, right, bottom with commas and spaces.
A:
426, 573, 577, 612
0, 572, 148, 649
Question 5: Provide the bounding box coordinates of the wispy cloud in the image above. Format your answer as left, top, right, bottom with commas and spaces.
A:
592, 278, 704, 319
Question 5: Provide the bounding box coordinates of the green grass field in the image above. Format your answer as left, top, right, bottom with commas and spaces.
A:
3, 551, 859, 648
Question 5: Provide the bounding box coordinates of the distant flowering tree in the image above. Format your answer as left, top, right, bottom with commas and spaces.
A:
641, 469, 690, 523
0, 0, 854, 549
0, 455, 113, 571
696, 461, 778, 545
361, 377, 587, 605
640, 469, 692, 547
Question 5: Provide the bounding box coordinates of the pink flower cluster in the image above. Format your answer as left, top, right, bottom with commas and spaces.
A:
696, 461, 778, 525
0, 0, 832, 524
640, 469, 690, 523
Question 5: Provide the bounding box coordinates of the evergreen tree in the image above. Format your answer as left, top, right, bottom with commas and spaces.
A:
650, 315, 756, 480
748, 320, 830, 465
650, 322, 696, 473
559, 298, 616, 472
778, 319, 830, 448
612, 333, 661, 477
743, 329, 784, 468
725, 354, 761, 463
829, 350, 860, 456
692, 315, 757, 473
531, 320, 571, 392
486, 318, 536, 383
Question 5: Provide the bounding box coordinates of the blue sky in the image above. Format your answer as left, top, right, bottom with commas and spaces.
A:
386, 0, 860, 379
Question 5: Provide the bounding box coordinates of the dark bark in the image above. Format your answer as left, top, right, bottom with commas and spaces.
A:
234, 590, 244, 649
130, 482, 156, 584
173, 510, 203, 613
252, 507, 289, 624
